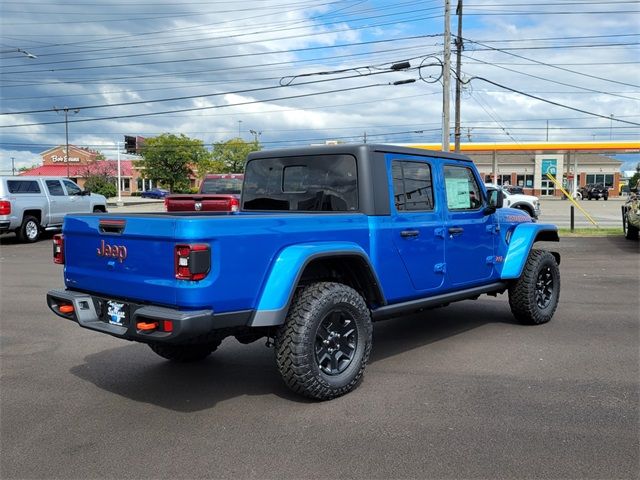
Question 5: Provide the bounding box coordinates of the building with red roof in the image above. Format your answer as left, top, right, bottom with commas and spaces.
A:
19, 145, 150, 195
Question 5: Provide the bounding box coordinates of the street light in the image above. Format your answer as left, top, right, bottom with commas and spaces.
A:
249, 129, 262, 143
53, 106, 80, 179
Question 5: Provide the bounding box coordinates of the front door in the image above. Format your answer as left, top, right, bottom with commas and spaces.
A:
443, 164, 495, 287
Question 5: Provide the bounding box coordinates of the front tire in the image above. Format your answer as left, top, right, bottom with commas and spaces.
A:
509, 249, 560, 325
275, 282, 372, 400
16, 216, 41, 243
148, 340, 221, 362
625, 217, 639, 240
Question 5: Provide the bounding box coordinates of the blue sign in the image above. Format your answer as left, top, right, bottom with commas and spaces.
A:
542, 159, 557, 176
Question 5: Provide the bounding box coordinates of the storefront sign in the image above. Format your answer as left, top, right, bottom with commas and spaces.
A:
52, 155, 81, 163
541, 159, 557, 175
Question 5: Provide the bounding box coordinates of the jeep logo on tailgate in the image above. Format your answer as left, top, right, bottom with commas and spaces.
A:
97, 240, 128, 263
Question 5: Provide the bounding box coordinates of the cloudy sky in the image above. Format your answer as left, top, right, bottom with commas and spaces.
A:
1, 0, 638, 172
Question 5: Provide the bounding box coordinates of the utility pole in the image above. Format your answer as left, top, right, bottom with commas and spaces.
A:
546, 120, 549, 141
442, 0, 452, 152
363, 131, 367, 143
453, 0, 463, 153
117, 141, 123, 206
54, 106, 79, 179
238, 120, 243, 138
11, 157, 15, 176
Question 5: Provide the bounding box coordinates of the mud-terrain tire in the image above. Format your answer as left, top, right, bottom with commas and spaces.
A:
624, 217, 639, 240
148, 340, 221, 362
275, 282, 372, 400
509, 249, 560, 325
16, 216, 41, 243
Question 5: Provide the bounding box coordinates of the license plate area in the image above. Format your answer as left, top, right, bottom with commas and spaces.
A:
104, 300, 128, 326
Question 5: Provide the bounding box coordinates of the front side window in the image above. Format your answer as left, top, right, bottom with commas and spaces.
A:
242, 155, 358, 212
444, 165, 483, 210
45, 180, 65, 196
63, 180, 82, 195
392, 160, 434, 211
7, 180, 41, 194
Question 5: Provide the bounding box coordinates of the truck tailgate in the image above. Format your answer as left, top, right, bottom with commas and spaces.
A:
63, 215, 179, 307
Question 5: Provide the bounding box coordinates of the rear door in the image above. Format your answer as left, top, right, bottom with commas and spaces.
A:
44, 179, 68, 225
390, 158, 445, 292
442, 163, 495, 287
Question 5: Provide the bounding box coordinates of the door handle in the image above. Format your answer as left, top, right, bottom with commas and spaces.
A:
448, 227, 464, 235
400, 230, 420, 238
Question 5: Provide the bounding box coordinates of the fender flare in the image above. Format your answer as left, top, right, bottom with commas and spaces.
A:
249, 242, 382, 327
500, 223, 560, 279
509, 202, 535, 216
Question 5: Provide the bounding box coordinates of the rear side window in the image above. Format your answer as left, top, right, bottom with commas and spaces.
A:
242, 155, 358, 212
200, 177, 242, 194
444, 165, 483, 210
392, 161, 434, 211
7, 180, 41, 194
45, 180, 65, 196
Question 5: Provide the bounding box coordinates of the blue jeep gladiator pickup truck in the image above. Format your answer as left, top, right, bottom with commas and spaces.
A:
47, 144, 560, 400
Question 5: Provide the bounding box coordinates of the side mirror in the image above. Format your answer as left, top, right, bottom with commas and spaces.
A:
484, 187, 503, 214
82, 189, 91, 196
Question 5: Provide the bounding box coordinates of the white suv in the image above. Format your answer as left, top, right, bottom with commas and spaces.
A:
485, 184, 541, 219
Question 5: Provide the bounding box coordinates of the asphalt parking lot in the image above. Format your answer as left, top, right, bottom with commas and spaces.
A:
1, 235, 638, 479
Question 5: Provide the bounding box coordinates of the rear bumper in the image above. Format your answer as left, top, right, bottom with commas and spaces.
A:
0, 221, 11, 233
46, 289, 252, 344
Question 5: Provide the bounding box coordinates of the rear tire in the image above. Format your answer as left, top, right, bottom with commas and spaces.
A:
509, 249, 560, 325
275, 282, 372, 400
148, 340, 221, 362
16, 216, 40, 243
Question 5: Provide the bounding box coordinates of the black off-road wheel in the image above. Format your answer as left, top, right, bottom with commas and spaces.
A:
16, 216, 41, 243
275, 282, 372, 401
624, 217, 639, 240
148, 340, 221, 362
508, 249, 560, 325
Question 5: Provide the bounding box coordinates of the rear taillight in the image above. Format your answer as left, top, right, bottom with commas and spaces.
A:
229, 197, 239, 213
0, 200, 11, 215
53, 234, 64, 264
175, 244, 210, 280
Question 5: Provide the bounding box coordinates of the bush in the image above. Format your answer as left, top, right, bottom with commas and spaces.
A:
84, 177, 117, 198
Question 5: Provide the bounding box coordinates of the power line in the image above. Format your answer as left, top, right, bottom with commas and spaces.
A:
0, 80, 417, 128
464, 38, 640, 88
461, 54, 640, 101
463, 76, 640, 126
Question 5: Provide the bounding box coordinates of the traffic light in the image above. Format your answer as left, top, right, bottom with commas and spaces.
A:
124, 135, 137, 154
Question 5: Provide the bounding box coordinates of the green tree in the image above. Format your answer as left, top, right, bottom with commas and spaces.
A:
206, 137, 261, 174
138, 133, 210, 192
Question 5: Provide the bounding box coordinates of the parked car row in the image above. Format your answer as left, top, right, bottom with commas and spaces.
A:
578, 183, 609, 201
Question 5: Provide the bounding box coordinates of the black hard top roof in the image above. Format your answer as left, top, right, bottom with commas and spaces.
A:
246, 143, 472, 162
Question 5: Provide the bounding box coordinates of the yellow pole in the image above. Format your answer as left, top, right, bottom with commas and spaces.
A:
545, 173, 599, 227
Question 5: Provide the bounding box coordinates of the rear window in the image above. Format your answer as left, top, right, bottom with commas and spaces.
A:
200, 177, 242, 194
7, 180, 41, 194
242, 155, 358, 212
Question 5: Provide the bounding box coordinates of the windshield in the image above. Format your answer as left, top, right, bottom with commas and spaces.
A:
200, 177, 243, 195
242, 155, 358, 212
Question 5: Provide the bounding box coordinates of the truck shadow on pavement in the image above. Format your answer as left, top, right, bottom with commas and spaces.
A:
70, 299, 518, 411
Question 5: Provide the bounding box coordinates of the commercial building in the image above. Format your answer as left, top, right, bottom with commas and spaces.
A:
408, 141, 639, 197
19, 145, 151, 195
